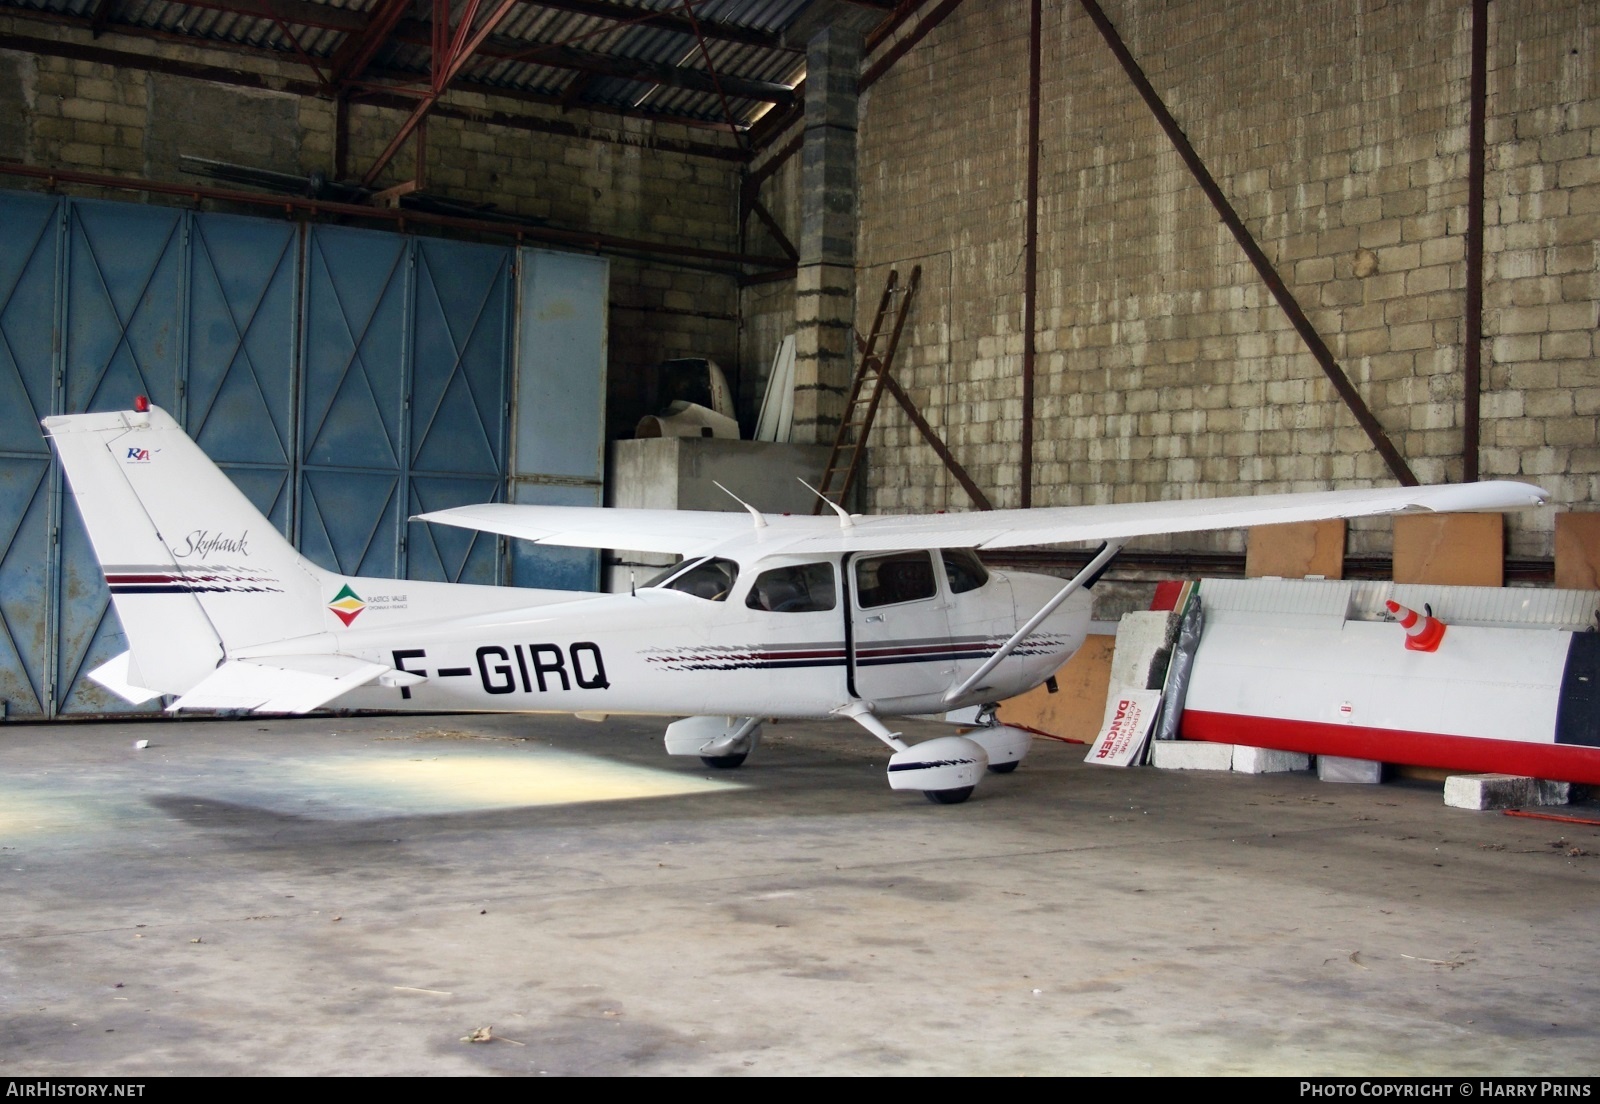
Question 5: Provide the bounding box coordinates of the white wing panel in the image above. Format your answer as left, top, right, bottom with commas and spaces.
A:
413, 503, 771, 556
415, 482, 1547, 559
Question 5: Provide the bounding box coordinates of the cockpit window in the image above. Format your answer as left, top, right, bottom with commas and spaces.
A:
855, 551, 938, 608
942, 549, 989, 594
647, 557, 739, 601
745, 563, 836, 613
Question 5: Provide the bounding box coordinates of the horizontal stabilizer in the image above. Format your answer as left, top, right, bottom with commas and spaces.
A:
87, 651, 162, 706
168, 655, 400, 714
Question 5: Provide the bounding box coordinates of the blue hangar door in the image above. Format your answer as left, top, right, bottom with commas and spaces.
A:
0, 190, 608, 718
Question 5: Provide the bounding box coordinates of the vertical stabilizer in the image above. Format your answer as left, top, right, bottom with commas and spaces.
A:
44, 405, 331, 695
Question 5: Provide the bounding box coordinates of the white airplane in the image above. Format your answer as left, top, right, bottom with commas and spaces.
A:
44, 400, 1547, 804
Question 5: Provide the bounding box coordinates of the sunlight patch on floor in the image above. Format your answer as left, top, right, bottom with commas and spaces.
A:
0, 792, 80, 837
293, 745, 743, 812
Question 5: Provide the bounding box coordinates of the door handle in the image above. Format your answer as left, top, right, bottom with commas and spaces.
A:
864, 614, 885, 623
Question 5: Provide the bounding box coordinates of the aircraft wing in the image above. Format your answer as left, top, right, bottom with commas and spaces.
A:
412, 503, 764, 557
796, 480, 1550, 552
417, 481, 1547, 557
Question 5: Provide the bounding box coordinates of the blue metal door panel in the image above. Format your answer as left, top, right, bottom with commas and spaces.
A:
407, 238, 510, 584
0, 192, 61, 716
299, 224, 409, 577
63, 200, 185, 413
0, 188, 604, 715
299, 468, 403, 579
58, 200, 189, 713
512, 249, 608, 591
187, 212, 299, 533
507, 482, 604, 592
53, 501, 130, 715
515, 249, 608, 481
408, 474, 504, 583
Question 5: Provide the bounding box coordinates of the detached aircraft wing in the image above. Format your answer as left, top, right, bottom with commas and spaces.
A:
416, 481, 1548, 557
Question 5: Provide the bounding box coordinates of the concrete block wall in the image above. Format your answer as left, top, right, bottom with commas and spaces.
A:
0, 17, 745, 436
846, 0, 1599, 558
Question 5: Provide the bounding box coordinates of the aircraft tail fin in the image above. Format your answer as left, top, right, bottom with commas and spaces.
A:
43, 404, 335, 698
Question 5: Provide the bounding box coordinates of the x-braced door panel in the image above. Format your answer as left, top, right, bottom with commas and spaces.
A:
58, 200, 188, 713
406, 238, 510, 585
187, 212, 300, 534
299, 224, 410, 578
0, 192, 61, 717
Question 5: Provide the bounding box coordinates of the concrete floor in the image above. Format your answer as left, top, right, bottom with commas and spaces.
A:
1, 711, 1596, 1077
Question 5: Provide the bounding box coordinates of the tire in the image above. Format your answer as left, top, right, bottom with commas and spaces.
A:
700, 752, 748, 769
923, 786, 974, 805
987, 761, 1020, 774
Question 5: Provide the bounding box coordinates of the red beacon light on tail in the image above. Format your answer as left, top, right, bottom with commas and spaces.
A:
133, 395, 150, 412
1386, 599, 1446, 652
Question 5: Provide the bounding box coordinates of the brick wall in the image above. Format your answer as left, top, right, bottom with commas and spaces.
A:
0, 16, 745, 437
848, 0, 1598, 558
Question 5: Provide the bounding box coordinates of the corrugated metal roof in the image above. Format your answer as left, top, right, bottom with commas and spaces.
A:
0, 0, 837, 130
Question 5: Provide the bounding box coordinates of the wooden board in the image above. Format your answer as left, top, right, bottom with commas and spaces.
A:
1555, 512, 1600, 591
1392, 513, 1503, 587
1245, 519, 1346, 579
996, 633, 1115, 744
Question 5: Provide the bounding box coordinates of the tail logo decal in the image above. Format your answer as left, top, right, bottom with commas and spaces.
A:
328, 584, 366, 626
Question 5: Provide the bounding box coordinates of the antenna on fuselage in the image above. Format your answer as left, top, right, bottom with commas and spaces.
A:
799, 479, 854, 529
713, 481, 767, 529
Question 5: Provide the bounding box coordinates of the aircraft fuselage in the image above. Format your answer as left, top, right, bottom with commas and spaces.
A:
252, 552, 1090, 719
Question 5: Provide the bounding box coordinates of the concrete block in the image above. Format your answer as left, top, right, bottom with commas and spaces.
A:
1443, 774, 1579, 810
1318, 755, 1384, 784
1149, 740, 1235, 772
1233, 746, 1312, 774
1110, 610, 1179, 692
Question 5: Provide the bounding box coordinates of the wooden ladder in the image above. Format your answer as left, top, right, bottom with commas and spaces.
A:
811, 265, 921, 513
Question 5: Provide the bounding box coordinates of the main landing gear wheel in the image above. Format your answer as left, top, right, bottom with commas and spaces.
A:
987, 761, 1020, 774
700, 752, 748, 769
924, 786, 975, 805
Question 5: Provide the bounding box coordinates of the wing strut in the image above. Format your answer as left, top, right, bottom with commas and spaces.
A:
944, 540, 1125, 704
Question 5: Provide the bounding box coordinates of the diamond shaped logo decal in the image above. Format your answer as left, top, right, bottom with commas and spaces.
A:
328, 584, 365, 626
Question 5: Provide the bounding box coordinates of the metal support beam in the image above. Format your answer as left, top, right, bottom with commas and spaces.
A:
327, 0, 411, 87
0, 162, 793, 277
1077, 0, 1418, 487
880, 373, 994, 511
860, 0, 965, 92
1463, 0, 1489, 482
359, 0, 521, 188
746, 194, 799, 263
1021, 0, 1041, 508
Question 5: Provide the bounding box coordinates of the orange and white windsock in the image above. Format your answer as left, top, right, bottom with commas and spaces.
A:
1386, 599, 1446, 652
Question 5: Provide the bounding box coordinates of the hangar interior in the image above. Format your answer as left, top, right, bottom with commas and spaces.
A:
2, 0, 1600, 1079
1, 0, 1598, 718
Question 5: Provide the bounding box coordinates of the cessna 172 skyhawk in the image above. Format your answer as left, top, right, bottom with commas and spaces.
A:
45, 401, 1547, 804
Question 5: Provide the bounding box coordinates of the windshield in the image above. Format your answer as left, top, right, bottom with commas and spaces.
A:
645, 557, 739, 601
